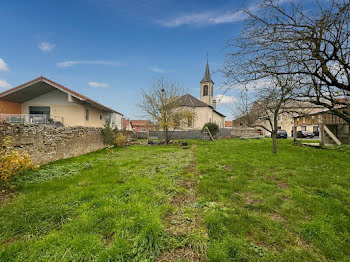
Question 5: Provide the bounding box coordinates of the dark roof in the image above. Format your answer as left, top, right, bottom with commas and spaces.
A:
200, 61, 214, 83
178, 94, 209, 107
0, 76, 122, 115
178, 94, 225, 117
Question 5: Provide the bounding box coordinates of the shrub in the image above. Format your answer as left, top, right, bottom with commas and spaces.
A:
0, 136, 38, 182
113, 134, 127, 148
202, 122, 219, 136
102, 124, 118, 145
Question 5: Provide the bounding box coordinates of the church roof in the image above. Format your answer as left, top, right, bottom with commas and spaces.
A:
178, 94, 209, 107
200, 61, 214, 83
178, 94, 225, 117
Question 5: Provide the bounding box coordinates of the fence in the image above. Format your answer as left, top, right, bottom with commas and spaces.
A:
0, 114, 64, 126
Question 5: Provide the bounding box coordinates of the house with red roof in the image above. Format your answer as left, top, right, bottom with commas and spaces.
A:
121, 119, 153, 133
0, 76, 123, 128
225, 120, 233, 128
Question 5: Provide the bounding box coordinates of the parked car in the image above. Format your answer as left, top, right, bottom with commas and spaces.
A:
313, 130, 319, 136
276, 130, 287, 139
297, 130, 315, 138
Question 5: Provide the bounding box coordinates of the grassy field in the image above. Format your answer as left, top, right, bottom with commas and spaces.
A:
0, 139, 349, 261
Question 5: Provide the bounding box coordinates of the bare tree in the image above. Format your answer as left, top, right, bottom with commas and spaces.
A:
224, 0, 350, 123
237, 74, 299, 153
138, 78, 194, 145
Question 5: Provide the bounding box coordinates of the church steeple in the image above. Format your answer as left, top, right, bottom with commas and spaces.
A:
201, 60, 214, 84
200, 60, 216, 109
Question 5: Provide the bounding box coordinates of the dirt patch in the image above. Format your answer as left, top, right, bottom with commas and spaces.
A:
157, 246, 204, 262
1, 236, 21, 246
244, 193, 261, 206
157, 146, 207, 261
170, 192, 197, 208
223, 165, 232, 171
0, 186, 15, 206
269, 211, 286, 222
102, 232, 115, 246
270, 177, 289, 189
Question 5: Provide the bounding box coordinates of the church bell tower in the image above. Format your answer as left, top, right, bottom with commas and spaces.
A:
200, 60, 216, 109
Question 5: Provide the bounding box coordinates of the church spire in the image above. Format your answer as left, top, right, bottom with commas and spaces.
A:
200, 60, 214, 83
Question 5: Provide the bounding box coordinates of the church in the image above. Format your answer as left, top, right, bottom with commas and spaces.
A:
178, 61, 225, 130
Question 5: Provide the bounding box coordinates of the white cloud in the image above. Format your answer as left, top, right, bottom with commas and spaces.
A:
148, 65, 171, 73
0, 58, 9, 71
57, 60, 121, 67
38, 42, 55, 52
157, 10, 247, 27
88, 81, 109, 88
216, 94, 237, 104
0, 79, 11, 89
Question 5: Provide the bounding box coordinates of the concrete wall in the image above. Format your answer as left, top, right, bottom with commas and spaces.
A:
0, 123, 105, 164
21, 90, 106, 127
0, 100, 21, 114
109, 113, 123, 130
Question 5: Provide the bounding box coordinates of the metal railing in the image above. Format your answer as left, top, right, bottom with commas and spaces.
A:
0, 114, 64, 125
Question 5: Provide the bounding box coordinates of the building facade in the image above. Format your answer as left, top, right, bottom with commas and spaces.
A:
0, 76, 123, 128
177, 61, 225, 130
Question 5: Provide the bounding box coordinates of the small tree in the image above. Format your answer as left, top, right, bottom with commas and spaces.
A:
202, 122, 219, 136
101, 124, 118, 145
138, 78, 195, 145
234, 73, 299, 154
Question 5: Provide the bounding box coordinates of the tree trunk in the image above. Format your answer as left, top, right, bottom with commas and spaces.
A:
272, 115, 278, 154
164, 128, 169, 145
272, 131, 277, 154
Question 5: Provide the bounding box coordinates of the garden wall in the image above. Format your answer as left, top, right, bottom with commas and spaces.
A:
0, 124, 105, 165
148, 128, 232, 140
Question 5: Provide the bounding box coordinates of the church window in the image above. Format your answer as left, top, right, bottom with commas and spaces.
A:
203, 85, 208, 96
187, 117, 192, 127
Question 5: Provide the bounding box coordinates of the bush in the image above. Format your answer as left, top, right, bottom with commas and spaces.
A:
0, 136, 38, 182
102, 124, 118, 145
113, 134, 127, 148
202, 122, 219, 136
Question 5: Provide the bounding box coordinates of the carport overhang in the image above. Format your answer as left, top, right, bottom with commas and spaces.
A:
0, 76, 122, 114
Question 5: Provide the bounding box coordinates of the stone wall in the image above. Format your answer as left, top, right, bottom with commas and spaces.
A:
0, 124, 105, 165
229, 127, 259, 138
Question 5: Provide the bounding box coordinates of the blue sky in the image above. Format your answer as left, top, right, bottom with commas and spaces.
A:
0, 0, 254, 119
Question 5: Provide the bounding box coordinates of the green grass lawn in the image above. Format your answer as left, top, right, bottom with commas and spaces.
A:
0, 139, 349, 261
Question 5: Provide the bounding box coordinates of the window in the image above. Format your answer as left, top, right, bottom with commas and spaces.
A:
187, 117, 192, 127
313, 126, 319, 132
100, 114, 103, 120
85, 109, 89, 121
277, 126, 282, 130
203, 85, 208, 96
141, 128, 146, 132
301, 125, 306, 131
